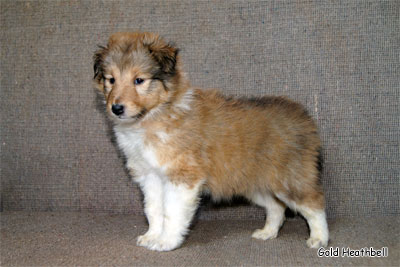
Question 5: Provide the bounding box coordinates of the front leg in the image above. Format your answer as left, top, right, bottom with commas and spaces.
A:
136, 173, 165, 248
150, 180, 203, 252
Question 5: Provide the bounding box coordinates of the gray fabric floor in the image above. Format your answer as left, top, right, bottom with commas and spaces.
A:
1, 212, 398, 266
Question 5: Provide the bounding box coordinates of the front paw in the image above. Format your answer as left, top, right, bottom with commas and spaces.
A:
136, 232, 160, 248
137, 233, 182, 252
150, 237, 182, 251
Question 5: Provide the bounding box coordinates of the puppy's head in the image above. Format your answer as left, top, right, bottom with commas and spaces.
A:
93, 32, 180, 124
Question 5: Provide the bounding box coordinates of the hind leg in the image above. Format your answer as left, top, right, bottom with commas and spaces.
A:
276, 193, 329, 248
250, 192, 286, 240
297, 206, 329, 248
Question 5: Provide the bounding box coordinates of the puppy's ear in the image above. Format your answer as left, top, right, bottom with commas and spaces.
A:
145, 35, 179, 80
93, 45, 107, 81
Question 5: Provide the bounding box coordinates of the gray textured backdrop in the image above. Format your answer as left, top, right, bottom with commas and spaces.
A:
1, 0, 399, 218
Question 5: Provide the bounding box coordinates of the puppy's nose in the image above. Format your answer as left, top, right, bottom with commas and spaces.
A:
111, 104, 125, 116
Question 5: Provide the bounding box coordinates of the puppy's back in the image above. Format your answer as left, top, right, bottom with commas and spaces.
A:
190, 90, 321, 205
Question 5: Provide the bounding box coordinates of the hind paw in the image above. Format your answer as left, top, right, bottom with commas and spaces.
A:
307, 237, 328, 248
252, 228, 278, 240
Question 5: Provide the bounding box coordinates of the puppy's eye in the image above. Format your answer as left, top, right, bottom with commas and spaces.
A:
109, 78, 115, 84
134, 78, 144, 85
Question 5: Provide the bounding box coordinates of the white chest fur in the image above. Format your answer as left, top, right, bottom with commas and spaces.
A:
114, 126, 163, 178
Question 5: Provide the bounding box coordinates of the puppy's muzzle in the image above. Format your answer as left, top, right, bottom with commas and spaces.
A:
111, 103, 125, 116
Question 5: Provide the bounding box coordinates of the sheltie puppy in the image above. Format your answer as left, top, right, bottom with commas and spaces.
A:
93, 32, 329, 251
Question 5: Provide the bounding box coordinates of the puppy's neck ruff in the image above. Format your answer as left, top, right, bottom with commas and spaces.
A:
112, 81, 195, 179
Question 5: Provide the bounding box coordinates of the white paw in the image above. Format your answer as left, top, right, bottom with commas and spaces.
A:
148, 237, 182, 252
137, 233, 182, 252
251, 228, 279, 240
306, 237, 328, 248
136, 232, 160, 248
